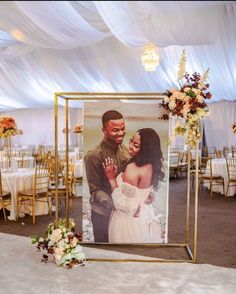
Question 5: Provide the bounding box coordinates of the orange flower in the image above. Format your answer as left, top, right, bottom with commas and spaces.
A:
0, 116, 17, 138
73, 124, 83, 134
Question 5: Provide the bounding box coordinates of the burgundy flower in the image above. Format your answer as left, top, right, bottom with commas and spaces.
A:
205, 92, 212, 99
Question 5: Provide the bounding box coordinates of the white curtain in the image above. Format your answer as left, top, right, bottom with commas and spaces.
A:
1, 100, 235, 149
203, 101, 236, 149
0, 107, 83, 147
0, 1, 235, 111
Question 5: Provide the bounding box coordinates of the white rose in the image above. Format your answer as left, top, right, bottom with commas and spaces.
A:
57, 239, 66, 248
55, 255, 63, 265
164, 95, 169, 103
71, 237, 78, 247
168, 100, 176, 110
196, 95, 204, 103
184, 87, 191, 93
65, 253, 72, 261
49, 229, 62, 243
48, 240, 54, 247
55, 247, 64, 256
192, 88, 200, 95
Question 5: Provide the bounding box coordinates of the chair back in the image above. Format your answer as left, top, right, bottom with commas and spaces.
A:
0, 169, 3, 196
208, 147, 217, 158
199, 157, 210, 175
215, 149, 222, 158
33, 164, 50, 195
223, 146, 230, 158
232, 146, 236, 158
226, 158, 236, 180
169, 152, 179, 169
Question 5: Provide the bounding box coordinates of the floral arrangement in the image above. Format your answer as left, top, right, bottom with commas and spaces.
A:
16, 129, 23, 135
233, 122, 236, 134
62, 128, 71, 133
31, 218, 85, 269
73, 124, 83, 134
159, 50, 212, 148
0, 116, 18, 138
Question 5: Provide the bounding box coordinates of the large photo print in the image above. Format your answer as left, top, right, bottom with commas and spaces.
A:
83, 101, 169, 244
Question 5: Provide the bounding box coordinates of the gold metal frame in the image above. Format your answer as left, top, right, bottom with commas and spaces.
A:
54, 92, 199, 263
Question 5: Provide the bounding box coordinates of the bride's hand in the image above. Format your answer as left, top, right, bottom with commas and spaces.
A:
102, 157, 118, 180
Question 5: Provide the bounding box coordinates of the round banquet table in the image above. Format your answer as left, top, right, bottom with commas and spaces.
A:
203, 158, 236, 197
1, 168, 49, 220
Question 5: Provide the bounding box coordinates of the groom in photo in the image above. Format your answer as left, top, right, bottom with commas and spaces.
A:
84, 110, 130, 243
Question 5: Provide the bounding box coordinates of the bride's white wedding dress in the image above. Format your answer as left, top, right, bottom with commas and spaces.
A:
108, 173, 162, 243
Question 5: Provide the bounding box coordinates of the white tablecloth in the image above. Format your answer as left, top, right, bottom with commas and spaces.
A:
1, 168, 49, 220
204, 158, 236, 197
0, 156, 34, 169
74, 159, 83, 178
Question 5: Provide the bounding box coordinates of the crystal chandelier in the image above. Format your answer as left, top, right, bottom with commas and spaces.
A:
141, 44, 159, 71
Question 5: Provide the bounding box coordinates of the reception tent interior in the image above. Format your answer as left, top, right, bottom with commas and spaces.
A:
0, 1, 235, 148
0, 2, 236, 293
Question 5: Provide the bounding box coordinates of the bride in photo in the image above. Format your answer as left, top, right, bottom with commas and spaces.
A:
103, 128, 165, 243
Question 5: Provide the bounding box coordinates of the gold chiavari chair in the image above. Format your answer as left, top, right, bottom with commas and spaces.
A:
15, 155, 29, 168
70, 162, 83, 197
232, 146, 236, 158
208, 147, 217, 159
48, 163, 74, 212
223, 146, 230, 158
16, 163, 51, 224
226, 158, 236, 197
215, 149, 223, 158
178, 151, 188, 177
190, 156, 208, 189
199, 158, 225, 197
169, 152, 179, 178
0, 169, 11, 222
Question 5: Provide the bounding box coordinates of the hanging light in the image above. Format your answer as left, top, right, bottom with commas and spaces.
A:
141, 44, 159, 71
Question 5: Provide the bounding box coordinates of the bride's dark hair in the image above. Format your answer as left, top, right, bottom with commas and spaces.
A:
130, 128, 165, 190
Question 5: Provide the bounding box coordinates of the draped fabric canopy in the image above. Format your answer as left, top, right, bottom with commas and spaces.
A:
0, 1, 235, 111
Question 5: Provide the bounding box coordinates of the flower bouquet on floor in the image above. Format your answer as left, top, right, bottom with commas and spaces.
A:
31, 218, 85, 269
159, 50, 212, 148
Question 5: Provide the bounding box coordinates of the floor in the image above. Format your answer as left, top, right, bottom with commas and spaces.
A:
1, 232, 236, 294
0, 177, 236, 268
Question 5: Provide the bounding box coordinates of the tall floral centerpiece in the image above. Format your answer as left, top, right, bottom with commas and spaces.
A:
0, 116, 18, 167
73, 124, 83, 157
159, 50, 212, 149
0, 116, 18, 138
73, 124, 83, 134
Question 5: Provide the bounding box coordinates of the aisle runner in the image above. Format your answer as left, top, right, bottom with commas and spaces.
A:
0, 233, 236, 294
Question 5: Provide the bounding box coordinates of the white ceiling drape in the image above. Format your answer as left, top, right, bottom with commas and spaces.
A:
0, 1, 235, 111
